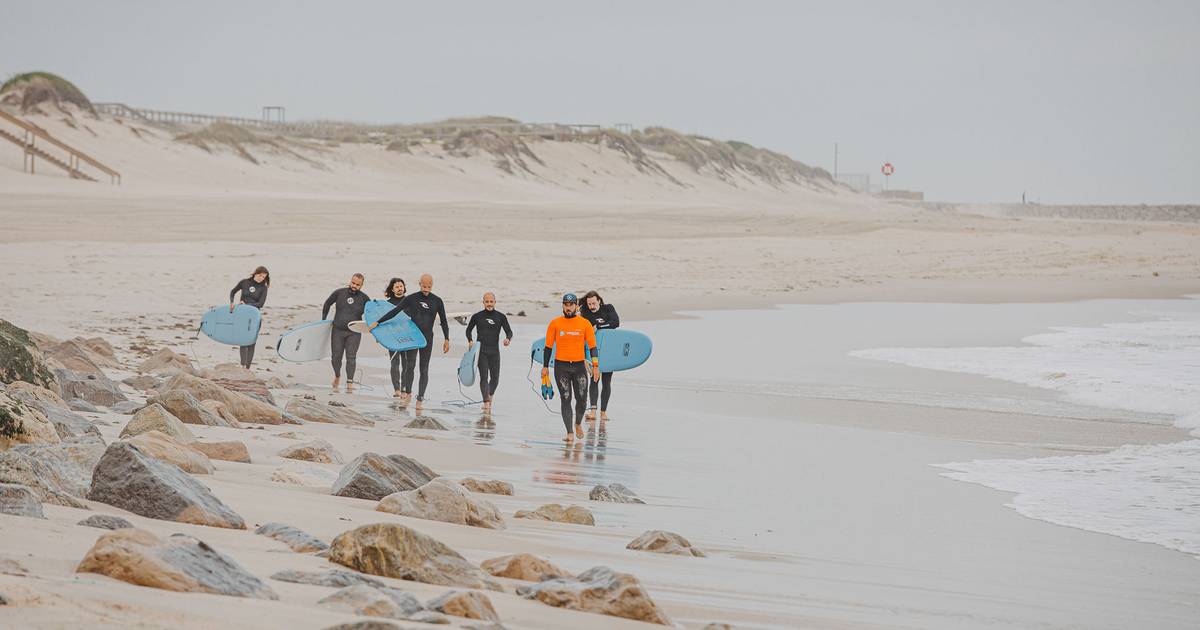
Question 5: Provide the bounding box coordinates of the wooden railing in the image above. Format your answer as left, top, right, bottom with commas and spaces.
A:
0, 109, 121, 184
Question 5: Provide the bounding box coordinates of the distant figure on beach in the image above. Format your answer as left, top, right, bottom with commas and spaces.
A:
380, 277, 415, 400
541, 293, 599, 443
580, 290, 619, 422
322, 273, 368, 393
228, 265, 270, 370
374, 273, 449, 411
466, 292, 513, 412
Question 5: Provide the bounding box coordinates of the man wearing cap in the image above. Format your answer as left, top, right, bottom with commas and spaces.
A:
541, 293, 600, 443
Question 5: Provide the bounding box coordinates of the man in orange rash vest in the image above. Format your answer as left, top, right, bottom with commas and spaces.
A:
540, 293, 600, 443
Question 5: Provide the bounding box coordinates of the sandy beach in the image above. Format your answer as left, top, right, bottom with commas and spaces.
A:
2, 96, 1200, 630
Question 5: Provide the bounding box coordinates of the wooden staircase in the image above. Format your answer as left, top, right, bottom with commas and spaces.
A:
0, 109, 121, 184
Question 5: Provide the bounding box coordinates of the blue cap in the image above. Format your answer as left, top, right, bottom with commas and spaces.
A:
562, 293, 578, 303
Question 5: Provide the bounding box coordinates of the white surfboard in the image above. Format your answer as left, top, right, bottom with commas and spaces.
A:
347, 320, 369, 334
276, 320, 333, 362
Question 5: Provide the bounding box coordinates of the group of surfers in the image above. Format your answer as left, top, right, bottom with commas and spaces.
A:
228, 267, 620, 441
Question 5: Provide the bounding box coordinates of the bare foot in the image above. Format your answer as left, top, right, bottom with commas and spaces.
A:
600, 411, 609, 422
563, 434, 574, 444
331, 377, 340, 391
414, 400, 423, 413
345, 383, 354, 394
393, 389, 402, 398
574, 423, 585, 439
585, 408, 596, 421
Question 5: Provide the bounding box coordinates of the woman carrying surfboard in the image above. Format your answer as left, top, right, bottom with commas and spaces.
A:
381, 277, 415, 400
580, 290, 619, 421
229, 266, 270, 369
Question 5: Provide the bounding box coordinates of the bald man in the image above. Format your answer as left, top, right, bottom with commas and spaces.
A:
377, 273, 449, 409
466, 292, 513, 411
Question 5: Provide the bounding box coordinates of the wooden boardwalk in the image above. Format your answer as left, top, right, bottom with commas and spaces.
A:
0, 109, 121, 184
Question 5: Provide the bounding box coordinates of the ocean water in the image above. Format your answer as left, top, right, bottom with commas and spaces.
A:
851, 297, 1200, 555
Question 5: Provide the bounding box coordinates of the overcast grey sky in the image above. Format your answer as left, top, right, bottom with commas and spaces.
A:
2, 1, 1196, 203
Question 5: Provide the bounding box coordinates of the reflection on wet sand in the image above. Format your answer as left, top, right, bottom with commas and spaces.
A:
473, 412, 495, 444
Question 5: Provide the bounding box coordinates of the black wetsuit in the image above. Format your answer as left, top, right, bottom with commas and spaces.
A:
379, 292, 448, 400
229, 278, 268, 368
322, 287, 368, 380
581, 303, 619, 412
466, 309, 513, 401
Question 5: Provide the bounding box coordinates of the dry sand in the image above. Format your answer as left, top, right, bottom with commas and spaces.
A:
1, 109, 1199, 629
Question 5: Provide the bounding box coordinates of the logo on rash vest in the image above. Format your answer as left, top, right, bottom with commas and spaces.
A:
248, 287, 256, 293
420, 302, 430, 309
559, 330, 580, 337
346, 298, 355, 304
595, 317, 605, 324
486, 319, 495, 325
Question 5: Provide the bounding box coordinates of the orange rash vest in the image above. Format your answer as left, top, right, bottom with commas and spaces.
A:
545, 315, 598, 363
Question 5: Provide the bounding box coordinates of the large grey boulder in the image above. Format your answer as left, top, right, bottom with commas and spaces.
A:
278, 438, 343, 464
284, 398, 373, 426
517, 566, 672, 625
377, 477, 505, 530
426, 590, 500, 622
146, 390, 232, 427
331, 452, 438, 500
0, 319, 57, 389
254, 522, 328, 553
5, 381, 98, 439
480, 553, 568, 582
0, 433, 105, 507
513, 503, 595, 526
589, 483, 645, 504
137, 348, 196, 376
120, 404, 196, 443
78, 514, 134, 530
123, 431, 213, 475
76, 528, 277, 599
459, 478, 513, 496
0, 483, 44, 518
317, 584, 429, 621
191, 440, 251, 463
159, 373, 290, 425
87, 441, 246, 529
0, 390, 61, 449
626, 530, 705, 557
269, 569, 387, 589
53, 368, 127, 407
328, 523, 501, 591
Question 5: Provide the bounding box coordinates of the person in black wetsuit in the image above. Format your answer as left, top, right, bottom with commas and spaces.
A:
581, 290, 619, 421
380, 277, 413, 400
373, 273, 448, 411
465, 292, 513, 411
228, 266, 270, 370
322, 273, 368, 393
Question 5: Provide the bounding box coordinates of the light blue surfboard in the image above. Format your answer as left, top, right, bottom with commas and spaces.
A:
201, 304, 261, 346
276, 319, 332, 362
363, 300, 426, 352
459, 342, 480, 386
529, 329, 652, 372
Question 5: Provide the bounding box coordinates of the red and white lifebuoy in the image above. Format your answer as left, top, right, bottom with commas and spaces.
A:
881, 163, 895, 176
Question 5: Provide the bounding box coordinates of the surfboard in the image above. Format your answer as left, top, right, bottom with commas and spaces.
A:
362, 300, 427, 352
200, 304, 261, 346
529, 329, 652, 372
459, 342, 480, 386
276, 319, 333, 362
